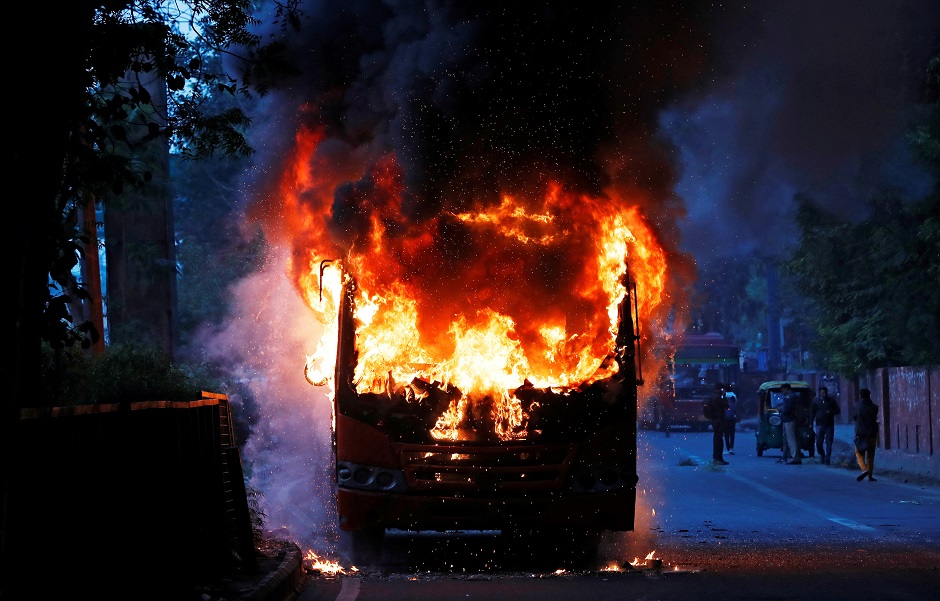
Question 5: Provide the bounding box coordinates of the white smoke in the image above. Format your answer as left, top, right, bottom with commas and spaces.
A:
204, 245, 339, 552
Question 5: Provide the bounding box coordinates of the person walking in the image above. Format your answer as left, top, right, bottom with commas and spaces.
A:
853, 388, 879, 481
780, 383, 802, 464
703, 383, 729, 465
723, 384, 738, 454
811, 385, 841, 465
778, 387, 792, 463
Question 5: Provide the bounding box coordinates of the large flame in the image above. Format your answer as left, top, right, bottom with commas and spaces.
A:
277, 126, 673, 440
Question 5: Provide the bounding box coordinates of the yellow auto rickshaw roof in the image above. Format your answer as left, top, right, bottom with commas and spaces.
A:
757, 380, 811, 391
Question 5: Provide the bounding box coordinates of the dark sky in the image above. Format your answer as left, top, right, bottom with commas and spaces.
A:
245, 0, 939, 262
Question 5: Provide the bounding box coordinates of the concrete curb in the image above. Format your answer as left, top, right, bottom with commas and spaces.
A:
245, 543, 305, 601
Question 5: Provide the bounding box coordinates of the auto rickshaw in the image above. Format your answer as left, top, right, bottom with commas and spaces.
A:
755, 380, 815, 457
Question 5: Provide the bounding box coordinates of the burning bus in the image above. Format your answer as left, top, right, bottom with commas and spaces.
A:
236, 3, 705, 569
290, 167, 676, 566
312, 258, 645, 566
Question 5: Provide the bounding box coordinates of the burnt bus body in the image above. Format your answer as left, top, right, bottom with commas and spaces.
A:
330, 273, 642, 566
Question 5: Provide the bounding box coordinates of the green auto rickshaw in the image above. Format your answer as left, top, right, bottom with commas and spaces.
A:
755, 380, 816, 458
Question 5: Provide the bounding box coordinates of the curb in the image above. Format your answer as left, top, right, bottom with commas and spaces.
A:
245, 543, 305, 601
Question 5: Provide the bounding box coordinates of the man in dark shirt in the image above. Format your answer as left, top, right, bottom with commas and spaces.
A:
811, 386, 841, 465
853, 388, 879, 481
704, 383, 729, 465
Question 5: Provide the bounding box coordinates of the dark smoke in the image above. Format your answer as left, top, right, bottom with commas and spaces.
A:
247, 1, 713, 230
660, 0, 940, 260
219, 0, 939, 558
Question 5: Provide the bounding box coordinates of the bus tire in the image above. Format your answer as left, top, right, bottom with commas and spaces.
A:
349, 526, 385, 566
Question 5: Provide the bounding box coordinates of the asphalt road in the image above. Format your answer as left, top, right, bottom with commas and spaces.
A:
632, 427, 940, 571
294, 428, 940, 600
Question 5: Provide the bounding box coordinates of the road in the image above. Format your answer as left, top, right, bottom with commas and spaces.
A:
296, 428, 940, 600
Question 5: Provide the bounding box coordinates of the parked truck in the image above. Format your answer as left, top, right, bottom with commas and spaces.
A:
323, 264, 644, 567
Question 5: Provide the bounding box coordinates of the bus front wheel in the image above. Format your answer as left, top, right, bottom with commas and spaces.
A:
349, 526, 385, 567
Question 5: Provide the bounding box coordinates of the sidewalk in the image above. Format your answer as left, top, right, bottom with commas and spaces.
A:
830, 424, 939, 484
832, 424, 858, 451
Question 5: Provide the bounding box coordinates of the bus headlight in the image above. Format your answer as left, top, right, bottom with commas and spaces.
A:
336, 461, 408, 493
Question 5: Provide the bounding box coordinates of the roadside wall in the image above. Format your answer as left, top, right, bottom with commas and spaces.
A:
5, 393, 255, 598
773, 365, 938, 480
826, 366, 938, 480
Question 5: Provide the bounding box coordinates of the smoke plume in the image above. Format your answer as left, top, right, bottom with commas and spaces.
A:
210, 0, 938, 559
661, 0, 939, 260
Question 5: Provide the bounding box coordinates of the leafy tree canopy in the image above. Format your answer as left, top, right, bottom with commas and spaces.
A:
22, 0, 300, 353
782, 56, 940, 375
9, 1, 301, 416
688, 255, 769, 345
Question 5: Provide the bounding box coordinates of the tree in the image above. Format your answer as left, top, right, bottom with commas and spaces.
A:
6, 0, 300, 564
783, 56, 940, 374
11, 0, 298, 400
691, 255, 773, 340
174, 151, 267, 352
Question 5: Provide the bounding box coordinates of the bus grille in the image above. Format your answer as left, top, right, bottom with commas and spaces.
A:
393, 443, 576, 494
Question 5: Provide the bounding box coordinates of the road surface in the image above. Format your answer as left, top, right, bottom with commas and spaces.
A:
295, 428, 940, 600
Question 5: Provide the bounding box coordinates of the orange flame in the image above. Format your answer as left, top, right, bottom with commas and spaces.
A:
303, 549, 349, 576
270, 127, 677, 440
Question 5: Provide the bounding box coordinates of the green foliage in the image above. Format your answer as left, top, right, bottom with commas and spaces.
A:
907, 55, 940, 173
689, 255, 821, 356
781, 54, 940, 375
784, 190, 940, 375
246, 485, 268, 545
171, 146, 268, 351
33, 1, 301, 354
689, 255, 767, 343
40, 343, 223, 406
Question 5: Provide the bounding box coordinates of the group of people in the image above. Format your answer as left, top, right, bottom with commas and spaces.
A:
778, 383, 879, 480
703, 381, 880, 481
776, 383, 842, 465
